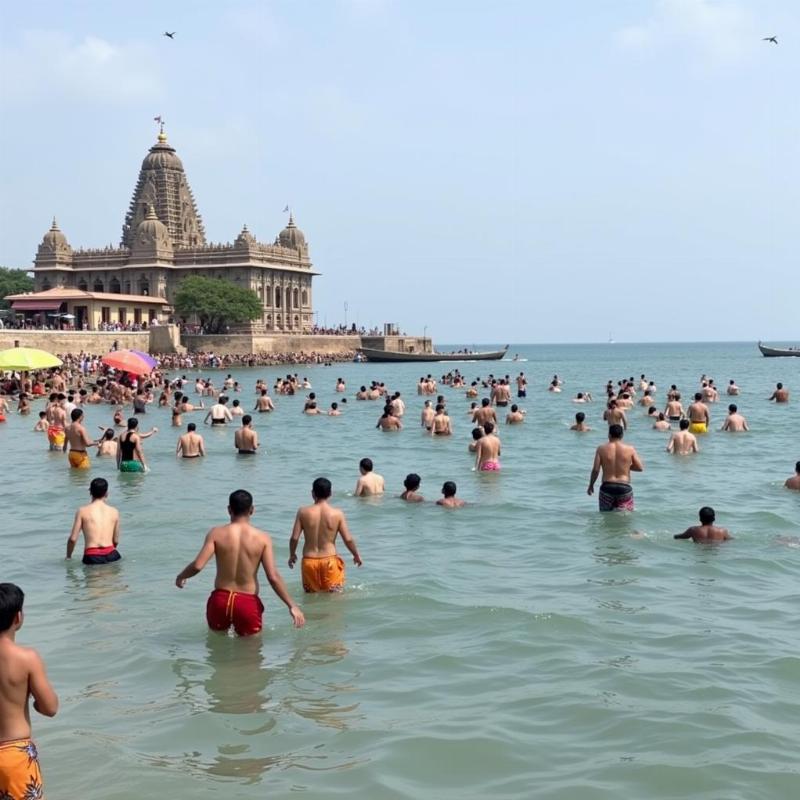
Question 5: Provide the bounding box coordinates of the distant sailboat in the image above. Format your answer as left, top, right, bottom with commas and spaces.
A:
608, 332, 615, 344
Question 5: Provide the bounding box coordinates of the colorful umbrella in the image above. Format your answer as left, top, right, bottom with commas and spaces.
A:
101, 349, 153, 376
0, 347, 62, 371
129, 349, 158, 369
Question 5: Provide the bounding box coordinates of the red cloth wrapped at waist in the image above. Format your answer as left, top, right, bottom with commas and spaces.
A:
84, 545, 116, 557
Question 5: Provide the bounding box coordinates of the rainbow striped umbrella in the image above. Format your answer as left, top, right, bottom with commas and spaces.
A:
101, 349, 153, 376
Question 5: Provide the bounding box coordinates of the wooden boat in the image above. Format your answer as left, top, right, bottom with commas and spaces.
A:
758, 341, 800, 358
357, 346, 509, 363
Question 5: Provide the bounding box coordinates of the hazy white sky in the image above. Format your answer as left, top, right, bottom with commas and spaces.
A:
0, 0, 797, 342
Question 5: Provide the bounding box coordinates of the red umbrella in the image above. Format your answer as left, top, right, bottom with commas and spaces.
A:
101, 349, 153, 376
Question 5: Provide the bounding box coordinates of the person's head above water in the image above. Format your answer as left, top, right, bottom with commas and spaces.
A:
312, 476, 332, 500
483, 421, 494, 435
187, 422, 196, 432
728, 404, 737, 413
608, 424, 624, 440
679, 419, 690, 430
471, 427, 484, 441
575, 412, 585, 423
127, 417, 139, 430
359, 457, 373, 474
442, 481, 457, 498
70, 408, 83, 422
404, 473, 421, 491
0, 583, 24, 633
699, 506, 715, 525
89, 477, 108, 500
228, 489, 254, 517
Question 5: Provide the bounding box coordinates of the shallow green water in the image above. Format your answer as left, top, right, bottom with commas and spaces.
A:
2, 342, 798, 799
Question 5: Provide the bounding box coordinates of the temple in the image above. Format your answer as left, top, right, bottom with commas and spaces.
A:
28, 126, 318, 331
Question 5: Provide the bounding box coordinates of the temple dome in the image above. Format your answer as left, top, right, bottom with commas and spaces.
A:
132, 205, 173, 253
38, 218, 71, 255
141, 131, 184, 170
234, 224, 256, 247
278, 213, 306, 250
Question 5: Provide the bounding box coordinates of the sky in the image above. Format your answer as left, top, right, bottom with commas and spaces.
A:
0, 0, 798, 343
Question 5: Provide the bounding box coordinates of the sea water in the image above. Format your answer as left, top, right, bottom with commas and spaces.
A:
1, 341, 798, 799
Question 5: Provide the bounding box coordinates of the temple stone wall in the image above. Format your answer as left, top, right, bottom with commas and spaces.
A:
0, 330, 150, 354
182, 334, 361, 355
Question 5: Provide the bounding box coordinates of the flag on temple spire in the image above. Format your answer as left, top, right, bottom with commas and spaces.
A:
283, 205, 289, 213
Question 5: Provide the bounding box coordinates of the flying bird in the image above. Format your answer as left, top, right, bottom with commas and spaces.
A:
163, 31, 176, 39
762, 36, 778, 44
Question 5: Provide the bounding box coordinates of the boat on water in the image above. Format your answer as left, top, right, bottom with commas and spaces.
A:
357, 346, 509, 363
758, 341, 800, 358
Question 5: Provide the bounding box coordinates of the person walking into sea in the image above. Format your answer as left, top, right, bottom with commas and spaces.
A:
354, 458, 385, 496
587, 424, 643, 511
785, 462, 800, 491
234, 415, 259, 454
666, 419, 699, 455
66, 477, 121, 564
175, 489, 305, 635
474, 429, 501, 471
64, 408, 97, 469
721, 404, 749, 432
687, 393, 710, 434
176, 423, 206, 458
767, 382, 789, 403
117, 417, 157, 473
289, 477, 362, 593
0, 583, 59, 798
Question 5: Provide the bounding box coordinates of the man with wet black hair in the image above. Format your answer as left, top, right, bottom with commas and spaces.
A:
674, 507, 732, 542
67, 477, 121, 564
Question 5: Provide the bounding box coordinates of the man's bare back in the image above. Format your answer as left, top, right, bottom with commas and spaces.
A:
67, 499, 119, 555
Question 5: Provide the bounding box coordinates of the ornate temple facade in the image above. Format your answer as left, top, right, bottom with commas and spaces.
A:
32, 128, 318, 332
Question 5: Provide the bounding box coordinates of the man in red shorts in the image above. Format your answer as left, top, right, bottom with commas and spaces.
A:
175, 489, 305, 635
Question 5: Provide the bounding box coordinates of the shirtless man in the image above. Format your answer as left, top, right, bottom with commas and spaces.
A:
784, 462, 800, 490
516, 372, 527, 398
354, 458, 385, 496
726, 379, 740, 396
430, 404, 452, 436
491, 380, 511, 407
205, 396, 233, 425
548, 379, 561, 393
376, 407, 402, 431
587, 424, 643, 511
664, 393, 684, 422
328, 402, 342, 416
652, 412, 671, 431
603, 400, 627, 430
666, 419, 699, 455
767, 382, 789, 403
687, 393, 710, 434
421, 400, 435, 431
289, 477, 362, 593
721, 404, 749, 432
638, 390, 655, 408
472, 398, 497, 428
570, 412, 590, 432
176, 490, 304, 635
0, 583, 59, 797
356, 385, 369, 401
234, 415, 259, 454
400, 473, 424, 502
96, 428, 118, 457
505, 404, 525, 424
176, 422, 206, 458
66, 477, 121, 564
674, 507, 732, 542
64, 408, 97, 470
474, 428, 501, 472
437, 481, 465, 507
336, 378, 346, 393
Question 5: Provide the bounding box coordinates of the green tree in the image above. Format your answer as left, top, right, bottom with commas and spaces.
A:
0, 267, 34, 309
173, 276, 262, 334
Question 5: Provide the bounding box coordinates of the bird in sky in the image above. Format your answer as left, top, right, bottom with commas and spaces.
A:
762, 36, 778, 44
163, 31, 176, 39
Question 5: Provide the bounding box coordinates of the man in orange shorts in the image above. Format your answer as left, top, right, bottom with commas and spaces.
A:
175, 489, 305, 636
0, 583, 59, 797
289, 477, 363, 593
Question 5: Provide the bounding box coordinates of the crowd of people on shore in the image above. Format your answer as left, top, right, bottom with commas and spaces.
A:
0, 360, 797, 794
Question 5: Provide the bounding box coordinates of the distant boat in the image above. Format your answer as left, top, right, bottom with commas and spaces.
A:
758, 341, 800, 357
608, 332, 615, 344
357, 346, 508, 363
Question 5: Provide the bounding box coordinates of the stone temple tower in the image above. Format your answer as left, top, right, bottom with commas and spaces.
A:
121, 127, 206, 249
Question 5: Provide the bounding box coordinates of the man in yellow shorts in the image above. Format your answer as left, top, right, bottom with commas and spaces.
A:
64, 408, 98, 468
687, 392, 710, 434
0, 583, 59, 798
288, 477, 363, 593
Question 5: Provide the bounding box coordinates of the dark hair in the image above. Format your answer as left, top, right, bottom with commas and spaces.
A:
511, 404, 518, 412
679, 418, 689, 430
777, 382, 783, 389
313, 477, 332, 499
608, 424, 624, 439
90, 477, 108, 499
232, 399, 240, 407
694, 392, 702, 401
0, 583, 24, 632
360, 457, 373, 472
442, 481, 457, 498
483, 422, 494, 435
103, 428, 114, 440
242, 415, 252, 425
331, 402, 338, 410
187, 422, 197, 432
728, 404, 737, 413
404, 473, 421, 491
471, 427, 484, 440
482, 398, 490, 406
575, 412, 585, 422
699, 506, 715, 524
229, 489, 253, 516
127, 417, 139, 430
70, 408, 83, 422
795, 461, 800, 473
